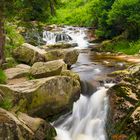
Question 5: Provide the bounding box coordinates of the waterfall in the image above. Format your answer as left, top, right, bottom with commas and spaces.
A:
42, 26, 89, 48
54, 84, 113, 140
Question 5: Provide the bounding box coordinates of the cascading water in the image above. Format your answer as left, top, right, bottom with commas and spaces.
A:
54, 84, 114, 140
43, 26, 89, 48
43, 26, 117, 140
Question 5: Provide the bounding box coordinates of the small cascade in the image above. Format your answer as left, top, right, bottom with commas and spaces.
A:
43, 31, 72, 44
43, 31, 56, 44
54, 84, 114, 140
55, 33, 72, 42
42, 26, 89, 48
63, 27, 89, 48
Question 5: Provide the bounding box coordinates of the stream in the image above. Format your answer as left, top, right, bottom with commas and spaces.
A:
43, 26, 126, 140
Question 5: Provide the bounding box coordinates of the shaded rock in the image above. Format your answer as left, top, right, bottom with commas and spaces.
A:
5, 64, 31, 79
30, 60, 67, 78
13, 43, 46, 65
0, 108, 56, 140
64, 49, 79, 67
0, 76, 81, 119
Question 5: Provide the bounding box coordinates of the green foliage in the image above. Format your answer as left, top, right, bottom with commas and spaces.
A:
108, 0, 140, 39
5, 22, 25, 57
50, 0, 140, 40
103, 39, 140, 55
0, 69, 7, 84
49, 0, 94, 26
0, 97, 12, 110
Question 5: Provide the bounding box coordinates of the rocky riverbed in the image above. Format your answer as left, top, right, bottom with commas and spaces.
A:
0, 26, 140, 140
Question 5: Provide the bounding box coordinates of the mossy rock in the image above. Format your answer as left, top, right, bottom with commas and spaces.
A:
13, 43, 46, 65
64, 49, 79, 67
108, 70, 130, 77
30, 60, 67, 78
61, 70, 80, 82
44, 49, 65, 62
0, 108, 56, 140
0, 76, 81, 119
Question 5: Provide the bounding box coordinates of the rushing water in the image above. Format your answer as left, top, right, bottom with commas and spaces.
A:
54, 85, 114, 140
43, 26, 122, 140
43, 26, 89, 48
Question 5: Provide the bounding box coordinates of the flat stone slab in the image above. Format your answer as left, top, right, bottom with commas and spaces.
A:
5, 64, 31, 79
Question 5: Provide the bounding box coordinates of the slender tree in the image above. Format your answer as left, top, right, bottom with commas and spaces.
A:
0, 2, 5, 66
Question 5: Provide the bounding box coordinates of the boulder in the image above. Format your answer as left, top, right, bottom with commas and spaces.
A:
13, 43, 79, 66
107, 64, 140, 139
5, 64, 31, 79
44, 49, 65, 62
44, 49, 79, 66
0, 108, 56, 140
0, 76, 81, 119
64, 49, 79, 67
30, 60, 67, 78
13, 43, 46, 65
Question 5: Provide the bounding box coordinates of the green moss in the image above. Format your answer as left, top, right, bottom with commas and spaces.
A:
0, 96, 13, 110
109, 70, 130, 77
0, 69, 7, 84
112, 84, 137, 104
44, 50, 64, 61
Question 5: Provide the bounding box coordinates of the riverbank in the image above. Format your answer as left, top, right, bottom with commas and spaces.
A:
94, 38, 140, 55
0, 25, 140, 140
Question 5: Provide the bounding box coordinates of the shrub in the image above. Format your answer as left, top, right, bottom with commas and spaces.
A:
0, 69, 7, 84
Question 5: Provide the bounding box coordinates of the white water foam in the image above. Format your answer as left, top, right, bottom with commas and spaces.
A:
55, 85, 113, 140
43, 26, 89, 48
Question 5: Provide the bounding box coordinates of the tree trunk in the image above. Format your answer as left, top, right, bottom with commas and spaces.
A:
49, 0, 55, 16
0, 6, 5, 67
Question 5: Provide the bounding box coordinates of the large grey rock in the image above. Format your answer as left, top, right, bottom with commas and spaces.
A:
13, 43, 46, 65
30, 60, 67, 78
0, 108, 56, 140
0, 76, 81, 119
